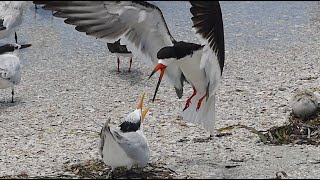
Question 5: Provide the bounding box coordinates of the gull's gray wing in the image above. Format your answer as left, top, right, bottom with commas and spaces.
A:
33, 1, 185, 98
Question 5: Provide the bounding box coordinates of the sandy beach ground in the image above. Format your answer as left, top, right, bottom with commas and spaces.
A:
1, 1, 320, 179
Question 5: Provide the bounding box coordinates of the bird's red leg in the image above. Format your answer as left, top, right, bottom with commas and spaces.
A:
117, 57, 120, 73
196, 92, 207, 111
183, 87, 197, 111
128, 57, 132, 72
197, 82, 210, 111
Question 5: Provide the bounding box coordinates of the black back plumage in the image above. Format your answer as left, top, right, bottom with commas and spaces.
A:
119, 121, 141, 132
0, 44, 17, 54
107, 39, 131, 54
0, 44, 32, 54
190, 1, 225, 74
157, 41, 203, 60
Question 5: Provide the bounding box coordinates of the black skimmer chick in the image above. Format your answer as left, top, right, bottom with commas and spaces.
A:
0, 43, 31, 102
0, 1, 27, 43
290, 90, 320, 120
33, 1, 186, 99
99, 93, 150, 178
107, 39, 134, 72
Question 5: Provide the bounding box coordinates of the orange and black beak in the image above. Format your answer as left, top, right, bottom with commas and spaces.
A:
137, 93, 150, 123
148, 63, 167, 102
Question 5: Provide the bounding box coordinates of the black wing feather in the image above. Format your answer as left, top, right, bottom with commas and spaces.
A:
190, 1, 225, 74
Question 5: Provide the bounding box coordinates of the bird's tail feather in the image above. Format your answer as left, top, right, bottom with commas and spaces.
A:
181, 94, 216, 135
99, 117, 112, 157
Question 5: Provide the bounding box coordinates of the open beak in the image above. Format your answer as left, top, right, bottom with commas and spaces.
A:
141, 108, 150, 123
148, 63, 167, 102
137, 93, 150, 122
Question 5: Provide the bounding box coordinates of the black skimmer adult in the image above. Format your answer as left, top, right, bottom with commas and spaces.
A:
0, 1, 27, 43
0, 43, 31, 102
33, 1, 186, 100
148, 1, 225, 135
32, 1, 224, 135
107, 39, 134, 72
99, 93, 150, 178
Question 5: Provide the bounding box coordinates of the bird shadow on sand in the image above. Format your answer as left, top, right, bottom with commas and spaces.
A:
0, 98, 23, 109
109, 68, 145, 87
1, 159, 180, 179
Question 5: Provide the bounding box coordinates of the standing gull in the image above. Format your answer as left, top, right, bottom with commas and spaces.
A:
107, 39, 134, 72
99, 93, 150, 178
0, 1, 27, 43
0, 43, 31, 102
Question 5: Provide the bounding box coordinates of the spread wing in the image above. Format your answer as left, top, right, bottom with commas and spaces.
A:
190, 1, 225, 95
33, 1, 185, 98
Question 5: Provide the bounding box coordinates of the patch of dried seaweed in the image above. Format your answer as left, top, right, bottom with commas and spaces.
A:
64, 159, 178, 179
0, 173, 77, 179
218, 110, 320, 145
0, 159, 179, 179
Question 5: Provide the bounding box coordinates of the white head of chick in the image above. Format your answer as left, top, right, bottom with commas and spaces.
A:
99, 93, 150, 178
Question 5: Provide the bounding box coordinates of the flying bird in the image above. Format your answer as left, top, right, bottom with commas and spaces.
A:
33, 1, 186, 100
99, 93, 150, 178
0, 1, 27, 43
32, 1, 224, 135
107, 39, 134, 72
0, 43, 31, 103
147, 1, 225, 135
